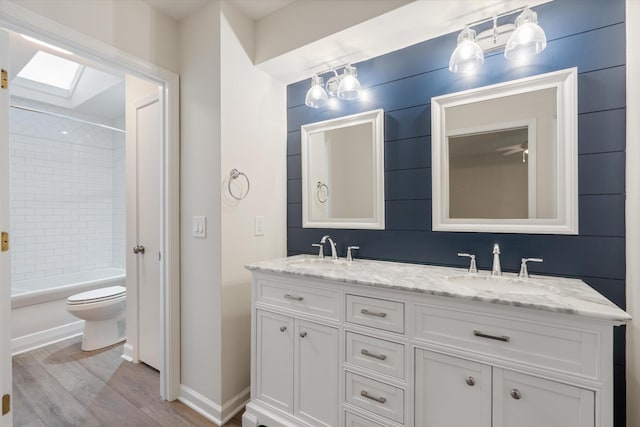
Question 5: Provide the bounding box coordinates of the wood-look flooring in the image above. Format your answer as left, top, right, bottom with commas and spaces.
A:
12, 336, 243, 427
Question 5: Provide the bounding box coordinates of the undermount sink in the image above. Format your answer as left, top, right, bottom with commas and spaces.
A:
446, 274, 552, 295
288, 257, 348, 267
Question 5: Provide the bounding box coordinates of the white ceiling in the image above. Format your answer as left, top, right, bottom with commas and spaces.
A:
9, 31, 125, 120
143, 0, 295, 21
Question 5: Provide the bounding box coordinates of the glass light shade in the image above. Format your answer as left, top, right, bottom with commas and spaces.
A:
504, 8, 547, 60
305, 75, 328, 108
337, 65, 361, 100
449, 26, 484, 74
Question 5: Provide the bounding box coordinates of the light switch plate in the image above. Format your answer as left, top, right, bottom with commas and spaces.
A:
255, 216, 265, 236
193, 216, 206, 238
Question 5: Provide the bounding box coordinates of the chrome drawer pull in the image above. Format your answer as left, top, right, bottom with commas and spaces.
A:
361, 309, 387, 318
284, 294, 304, 301
361, 349, 387, 361
465, 376, 476, 386
360, 390, 386, 404
510, 389, 522, 400
279, 326, 287, 332
300, 332, 307, 338
473, 330, 510, 342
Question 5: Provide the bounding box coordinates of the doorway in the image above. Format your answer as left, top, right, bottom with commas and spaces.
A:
0, 7, 180, 426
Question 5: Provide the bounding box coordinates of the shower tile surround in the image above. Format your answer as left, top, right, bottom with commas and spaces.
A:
9, 99, 125, 282
286, 0, 627, 425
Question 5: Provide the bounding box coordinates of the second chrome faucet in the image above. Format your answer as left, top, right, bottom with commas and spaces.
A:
458, 243, 543, 277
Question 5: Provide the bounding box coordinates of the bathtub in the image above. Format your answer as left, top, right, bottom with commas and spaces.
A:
11, 268, 126, 354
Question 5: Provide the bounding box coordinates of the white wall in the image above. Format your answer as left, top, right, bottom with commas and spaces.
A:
112, 115, 126, 269
179, 0, 223, 407
9, 100, 124, 281
220, 1, 287, 405
7, 0, 179, 74
626, 1, 640, 426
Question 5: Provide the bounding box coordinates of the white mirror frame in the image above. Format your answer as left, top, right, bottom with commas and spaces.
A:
301, 109, 385, 229
432, 68, 578, 234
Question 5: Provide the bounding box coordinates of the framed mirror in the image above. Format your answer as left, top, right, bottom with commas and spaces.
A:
301, 109, 385, 229
432, 68, 578, 234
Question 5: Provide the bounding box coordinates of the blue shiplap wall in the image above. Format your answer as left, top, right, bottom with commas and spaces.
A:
286, 0, 626, 423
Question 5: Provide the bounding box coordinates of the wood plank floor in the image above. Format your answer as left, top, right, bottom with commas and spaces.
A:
12, 336, 243, 427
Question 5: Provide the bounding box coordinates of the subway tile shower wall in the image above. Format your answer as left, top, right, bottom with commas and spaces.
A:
286, 0, 626, 425
9, 100, 125, 281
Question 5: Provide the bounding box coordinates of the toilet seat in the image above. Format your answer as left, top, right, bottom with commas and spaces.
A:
67, 285, 126, 305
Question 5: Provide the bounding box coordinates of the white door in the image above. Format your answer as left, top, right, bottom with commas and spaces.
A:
295, 319, 338, 427
0, 30, 12, 427
133, 94, 162, 370
414, 349, 492, 427
493, 368, 595, 427
256, 310, 294, 413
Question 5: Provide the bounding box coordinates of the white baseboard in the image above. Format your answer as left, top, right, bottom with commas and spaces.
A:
178, 384, 249, 425
12, 320, 84, 355
121, 342, 136, 362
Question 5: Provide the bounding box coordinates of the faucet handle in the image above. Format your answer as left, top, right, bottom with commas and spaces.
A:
518, 257, 543, 278
492, 244, 501, 254
347, 246, 360, 262
458, 253, 478, 273
311, 243, 324, 258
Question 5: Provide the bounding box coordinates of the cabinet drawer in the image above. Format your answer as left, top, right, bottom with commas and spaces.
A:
345, 371, 405, 424
345, 411, 387, 427
346, 295, 404, 334
413, 304, 598, 378
346, 332, 405, 380
257, 278, 340, 320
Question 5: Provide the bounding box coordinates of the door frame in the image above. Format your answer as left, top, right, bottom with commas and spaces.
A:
0, 1, 181, 401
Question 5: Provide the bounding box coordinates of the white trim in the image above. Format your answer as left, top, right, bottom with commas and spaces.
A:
626, 1, 640, 427
301, 109, 385, 230
121, 343, 135, 363
432, 67, 578, 234
0, 1, 181, 401
178, 385, 250, 426
11, 321, 83, 355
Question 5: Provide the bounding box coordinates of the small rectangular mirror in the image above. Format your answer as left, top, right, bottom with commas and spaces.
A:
301, 109, 385, 229
432, 68, 578, 234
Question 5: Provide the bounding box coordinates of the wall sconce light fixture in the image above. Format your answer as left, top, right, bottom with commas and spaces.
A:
304, 64, 362, 108
449, 7, 547, 74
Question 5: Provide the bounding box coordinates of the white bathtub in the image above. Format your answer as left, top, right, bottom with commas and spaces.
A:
11, 268, 126, 354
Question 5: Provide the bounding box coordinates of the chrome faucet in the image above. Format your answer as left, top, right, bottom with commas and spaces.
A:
518, 257, 543, 278
320, 235, 338, 260
491, 244, 502, 276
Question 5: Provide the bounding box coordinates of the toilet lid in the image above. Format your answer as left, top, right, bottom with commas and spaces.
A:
67, 285, 126, 305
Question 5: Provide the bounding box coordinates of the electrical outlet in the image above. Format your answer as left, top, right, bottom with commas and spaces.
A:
255, 216, 265, 236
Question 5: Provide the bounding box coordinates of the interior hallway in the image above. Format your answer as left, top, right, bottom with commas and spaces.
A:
12, 337, 242, 426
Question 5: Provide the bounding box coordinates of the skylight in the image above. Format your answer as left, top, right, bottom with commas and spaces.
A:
17, 51, 82, 91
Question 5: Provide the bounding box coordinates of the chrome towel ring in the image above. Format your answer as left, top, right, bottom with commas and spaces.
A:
229, 169, 250, 200
316, 181, 329, 204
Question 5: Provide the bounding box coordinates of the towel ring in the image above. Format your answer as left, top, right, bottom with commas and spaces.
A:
229, 169, 250, 200
316, 181, 329, 204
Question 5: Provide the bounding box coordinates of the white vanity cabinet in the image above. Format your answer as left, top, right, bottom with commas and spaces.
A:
243, 256, 629, 427
415, 349, 594, 427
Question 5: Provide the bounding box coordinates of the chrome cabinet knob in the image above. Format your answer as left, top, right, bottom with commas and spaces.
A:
510, 389, 522, 400
279, 326, 287, 332
133, 245, 145, 254
300, 332, 307, 338
465, 376, 476, 386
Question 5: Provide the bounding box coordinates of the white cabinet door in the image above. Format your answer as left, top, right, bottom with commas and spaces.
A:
493, 368, 595, 427
295, 319, 339, 427
257, 310, 294, 413
415, 349, 492, 427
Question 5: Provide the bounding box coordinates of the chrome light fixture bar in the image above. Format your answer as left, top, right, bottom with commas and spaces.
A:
304, 64, 362, 108
449, 7, 547, 74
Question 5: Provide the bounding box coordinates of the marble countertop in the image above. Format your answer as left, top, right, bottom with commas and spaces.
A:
246, 255, 631, 323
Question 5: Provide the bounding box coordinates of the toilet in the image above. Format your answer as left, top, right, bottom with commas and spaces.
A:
67, 285, 127, 351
